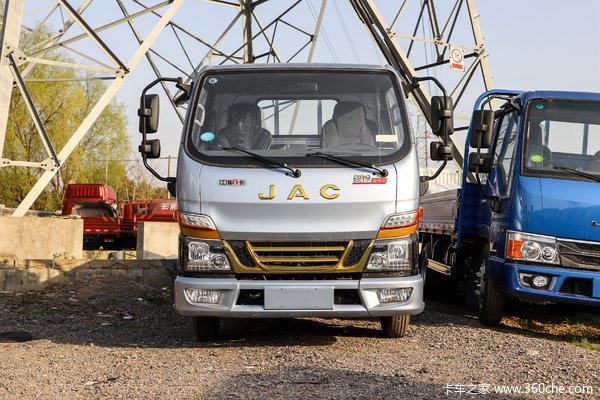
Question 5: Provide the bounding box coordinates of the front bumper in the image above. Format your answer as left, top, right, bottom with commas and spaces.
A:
174, 275, 424, 318
494, 261, 600, 306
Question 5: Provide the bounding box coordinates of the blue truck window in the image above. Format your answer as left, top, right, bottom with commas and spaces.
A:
493, 111, 518, 192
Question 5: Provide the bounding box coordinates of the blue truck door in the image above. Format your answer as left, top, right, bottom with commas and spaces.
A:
486, 111, 519, 264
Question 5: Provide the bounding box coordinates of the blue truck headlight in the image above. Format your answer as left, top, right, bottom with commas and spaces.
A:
366, 235, 418, 272
506, 231, 559, 265
183, 237, 231, 272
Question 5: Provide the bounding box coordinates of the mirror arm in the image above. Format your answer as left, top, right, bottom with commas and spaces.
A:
420, 159, 448, 183
141, 154, 175, 184
414, 76, 447, 98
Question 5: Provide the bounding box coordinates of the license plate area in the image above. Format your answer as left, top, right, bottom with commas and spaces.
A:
264, 286, 334, 310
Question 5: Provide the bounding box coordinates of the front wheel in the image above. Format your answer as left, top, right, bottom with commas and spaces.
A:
380, 315, 410, 338
473, 246, 505, 326
192, 316, 220, 341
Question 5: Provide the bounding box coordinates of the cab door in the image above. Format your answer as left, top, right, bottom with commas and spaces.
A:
486, 110, 519, 258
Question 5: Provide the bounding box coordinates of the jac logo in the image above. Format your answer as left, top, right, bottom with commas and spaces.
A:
258, 184, 339, 200
592, 221, 600, 227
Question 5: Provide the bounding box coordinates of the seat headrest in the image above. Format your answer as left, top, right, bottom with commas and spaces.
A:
229, 103, 261, 130
330, 102, 369, 140
333, 102, 366, 120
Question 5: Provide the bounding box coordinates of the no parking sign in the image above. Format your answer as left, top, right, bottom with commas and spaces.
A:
449, 46, 465, 72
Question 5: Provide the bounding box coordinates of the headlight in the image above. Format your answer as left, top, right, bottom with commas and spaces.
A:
506, 231, 559, 265
366, 235, 418, 272
178, 212, 216, 230
382, 209, 422, 228
182, 237, 231, 272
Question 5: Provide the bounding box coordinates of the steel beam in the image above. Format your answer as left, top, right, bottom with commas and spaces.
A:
466, 0, 493, 92
0, 0, 24, 158
12, 0, 185, 216
7, 53, 59, 168
57, 0, 129, 73
241, 0, 254, 63
349, 0, 493, 177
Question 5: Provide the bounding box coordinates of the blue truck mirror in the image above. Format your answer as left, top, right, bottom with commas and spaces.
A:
469, 110, 494, 148
138, 94, 160, 134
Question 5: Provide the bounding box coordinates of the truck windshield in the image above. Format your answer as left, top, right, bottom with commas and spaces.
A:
523, 99, 600, 181
185, 70, 410, 167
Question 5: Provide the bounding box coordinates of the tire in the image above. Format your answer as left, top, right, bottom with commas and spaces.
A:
192, 317, 220, 341
473, 245, 505, 326
380, 315, 410, 338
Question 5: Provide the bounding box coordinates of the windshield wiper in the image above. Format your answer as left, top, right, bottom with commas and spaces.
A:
553, 165, 600, 183
221, 146, 301, 178
306, 152, 388, 177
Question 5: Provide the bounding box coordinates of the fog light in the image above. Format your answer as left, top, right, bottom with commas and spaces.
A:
376, 288, 413, 304
184, 288, 221, 304
531, 274, 550, 289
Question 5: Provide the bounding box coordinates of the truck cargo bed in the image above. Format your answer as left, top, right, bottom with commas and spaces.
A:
419, 189, 459, 234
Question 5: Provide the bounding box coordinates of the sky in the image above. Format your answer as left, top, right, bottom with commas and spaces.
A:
17, 0, 600, 181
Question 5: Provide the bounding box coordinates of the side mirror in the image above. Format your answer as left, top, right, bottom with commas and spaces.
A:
419, 180, 429, 196
469, 110, 494, 149
138, 94, 160, 134
430, 141, 454, 161
468, 152, 492, 173
431, 95, 454, 136
139, 139, 161, 159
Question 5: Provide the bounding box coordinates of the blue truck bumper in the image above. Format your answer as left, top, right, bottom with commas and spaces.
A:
489, 259, 600, 306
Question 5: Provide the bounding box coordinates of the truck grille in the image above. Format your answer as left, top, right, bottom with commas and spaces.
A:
226, 240, 371, 271
228, 240, 254, 267
558, 240, 600, 271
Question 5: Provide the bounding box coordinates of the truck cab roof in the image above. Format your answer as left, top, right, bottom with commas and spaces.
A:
517, 90, 600, 104
195, 62, 395, 78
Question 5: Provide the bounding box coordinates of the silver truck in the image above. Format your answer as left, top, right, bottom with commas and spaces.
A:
137, 63, 453, 340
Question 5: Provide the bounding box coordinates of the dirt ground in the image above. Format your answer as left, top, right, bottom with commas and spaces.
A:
0, 278, 598, 399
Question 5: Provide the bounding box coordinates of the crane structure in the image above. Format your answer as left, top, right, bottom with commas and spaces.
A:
0, 0, 493, 216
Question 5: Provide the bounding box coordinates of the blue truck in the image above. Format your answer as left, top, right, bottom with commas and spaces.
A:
419, 89, 600, 325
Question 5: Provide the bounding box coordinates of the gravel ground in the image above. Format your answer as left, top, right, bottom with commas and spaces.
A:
0, 278, 598, 399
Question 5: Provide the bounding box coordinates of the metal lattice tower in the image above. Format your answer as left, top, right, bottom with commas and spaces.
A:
0, 0, 493, 215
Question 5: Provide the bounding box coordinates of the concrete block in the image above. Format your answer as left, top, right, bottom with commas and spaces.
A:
136, 222, 179, 260
0, 217, 83, 259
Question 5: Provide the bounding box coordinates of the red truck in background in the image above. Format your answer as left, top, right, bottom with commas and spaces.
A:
62, 183, 121, 250
63, 184, 177, 250
120, 198, 177, 248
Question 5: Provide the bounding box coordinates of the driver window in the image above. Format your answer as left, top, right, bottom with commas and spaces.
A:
493, 111, 518, 193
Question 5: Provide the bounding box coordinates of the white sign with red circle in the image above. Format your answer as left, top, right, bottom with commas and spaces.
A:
449, 46, 465, 72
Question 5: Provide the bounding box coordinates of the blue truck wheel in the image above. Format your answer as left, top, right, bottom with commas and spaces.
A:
474, 245, 505, 326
